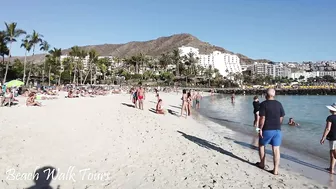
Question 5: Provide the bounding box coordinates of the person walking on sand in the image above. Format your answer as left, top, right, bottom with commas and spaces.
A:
180, 89, 188, 118
137, 85, 145, 110
320, 103, 336, 174
256, 88, 285, 175
253, 96, 260, 128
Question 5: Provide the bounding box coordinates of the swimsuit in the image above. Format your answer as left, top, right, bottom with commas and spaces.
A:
138, 95, 144, 100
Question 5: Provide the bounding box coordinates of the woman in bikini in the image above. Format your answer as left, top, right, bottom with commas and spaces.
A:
180, 89, 188, 118
26, 92, 42, 106
156, 99, 165, 115
187, 91, 192, 116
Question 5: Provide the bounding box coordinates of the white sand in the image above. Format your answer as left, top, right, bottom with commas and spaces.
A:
0, 93, 326, 189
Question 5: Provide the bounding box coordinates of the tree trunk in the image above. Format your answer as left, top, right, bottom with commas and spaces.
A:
26, 46, 35, 86
26, 63, 32, 86
48, 65, 51, 86
42, 57, 46, 85
23, 50, 27, 83
90, 65, 93, 85
58, 57, 61, 85
176, 61, 180, 76
72, 63, 76, 84
58, 71, 61, 85
69, 70, 72, 84
3, 42, 12, 83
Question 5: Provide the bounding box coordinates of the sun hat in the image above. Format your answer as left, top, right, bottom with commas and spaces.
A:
326, 103, 336, 112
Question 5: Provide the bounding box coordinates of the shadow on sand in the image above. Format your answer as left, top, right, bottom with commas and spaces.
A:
149, 108, 156, 114
121, 103, 135, 108
26, 166, 60, 189
167, 109, 179, 117
177, 131, 253, 166
170, 105, 181, 109
223, 136, 330, 174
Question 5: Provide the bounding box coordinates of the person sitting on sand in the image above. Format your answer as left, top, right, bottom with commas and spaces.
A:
288, 118, 299, 126
26, 92, 42, 106
156, 99, 165, 115
68, 90, 74, 98
321, 103, 336, 174
1, 88, 13, 107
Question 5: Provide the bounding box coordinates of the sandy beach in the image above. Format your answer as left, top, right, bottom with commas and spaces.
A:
0, 92, 327, 189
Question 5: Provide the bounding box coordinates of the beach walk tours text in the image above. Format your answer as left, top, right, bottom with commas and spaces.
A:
5, 166, 111, 182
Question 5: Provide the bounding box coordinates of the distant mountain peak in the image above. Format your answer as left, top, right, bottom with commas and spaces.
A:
12, 33, 270, 64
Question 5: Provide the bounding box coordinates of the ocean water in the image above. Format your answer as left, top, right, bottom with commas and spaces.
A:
198, 94, 335, 161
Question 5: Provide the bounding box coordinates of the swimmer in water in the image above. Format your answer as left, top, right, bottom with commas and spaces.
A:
288, 118, 299, 126
231, 93, 235, 103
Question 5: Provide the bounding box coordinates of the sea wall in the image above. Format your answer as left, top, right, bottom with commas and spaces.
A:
215, 88, 336, 95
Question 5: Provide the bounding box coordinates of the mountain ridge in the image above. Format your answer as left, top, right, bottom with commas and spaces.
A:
12, 33, 270, 64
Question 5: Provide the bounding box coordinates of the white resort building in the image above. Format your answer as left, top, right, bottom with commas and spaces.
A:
178, 46, 200, 58
198, 51, 242, 77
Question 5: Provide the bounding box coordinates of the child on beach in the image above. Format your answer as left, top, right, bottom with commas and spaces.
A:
320, 103, 336, 174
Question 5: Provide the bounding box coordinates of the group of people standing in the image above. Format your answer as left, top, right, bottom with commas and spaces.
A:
130, 85, 146, 110
251, 88, 336, 175
180, 89, 202, 118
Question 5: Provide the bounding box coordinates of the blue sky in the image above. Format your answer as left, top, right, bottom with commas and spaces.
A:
1, 0, 335, 62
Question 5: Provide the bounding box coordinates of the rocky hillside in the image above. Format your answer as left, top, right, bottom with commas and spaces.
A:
13, 33, 270, 64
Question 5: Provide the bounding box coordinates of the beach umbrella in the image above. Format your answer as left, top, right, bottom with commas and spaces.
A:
5, 80, 24, 88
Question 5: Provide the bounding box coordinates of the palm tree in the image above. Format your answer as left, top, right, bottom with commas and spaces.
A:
39, 41, 50, 84
3, 22, 26, 83
159, 53, 171, 71
171, 49, 181, 76
49, 48, 62, 85
183, 52, 198, 84
26, 30, 43, 85
0, 31, 9, 68
78, 49, 87, 84
83, 49, 98, 84
206, 65, 214, 87
98, 58, 109, 80
45, 54, 56, 86
69, 46, 80, 84
20, 36, 32, 83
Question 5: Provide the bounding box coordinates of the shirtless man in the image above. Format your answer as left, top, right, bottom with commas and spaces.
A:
137, 85, 145, 110
195, 91, 202, 109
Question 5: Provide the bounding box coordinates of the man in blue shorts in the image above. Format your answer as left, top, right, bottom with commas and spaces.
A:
256, 88, 285, 175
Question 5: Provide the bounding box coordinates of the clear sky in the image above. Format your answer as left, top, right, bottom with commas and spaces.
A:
1, 0, 335, 62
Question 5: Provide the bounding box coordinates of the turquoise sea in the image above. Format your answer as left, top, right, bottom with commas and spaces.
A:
198, 94, 335, 161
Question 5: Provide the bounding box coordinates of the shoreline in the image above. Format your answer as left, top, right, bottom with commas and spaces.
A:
194, 107, 333, 186
0, 92, 328, 188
